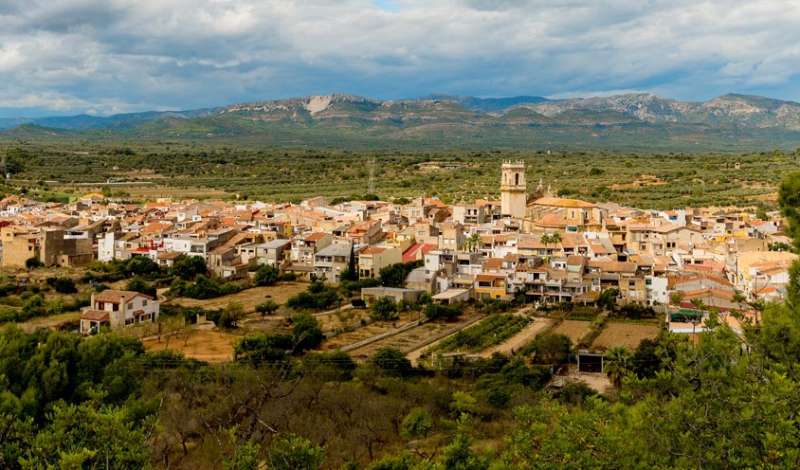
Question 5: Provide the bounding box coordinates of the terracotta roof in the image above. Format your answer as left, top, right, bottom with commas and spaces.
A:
530, 196, 596, 209
81, 309, 110, 321
94, 290, 152, 304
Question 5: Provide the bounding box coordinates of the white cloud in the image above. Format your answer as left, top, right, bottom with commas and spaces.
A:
2, 0, 800, 115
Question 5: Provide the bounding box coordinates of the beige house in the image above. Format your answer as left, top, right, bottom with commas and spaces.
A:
80, 290, 159, 335
358, 245, 402, 278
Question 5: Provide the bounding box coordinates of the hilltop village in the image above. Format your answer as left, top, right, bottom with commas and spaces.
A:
0, 161, 793, 364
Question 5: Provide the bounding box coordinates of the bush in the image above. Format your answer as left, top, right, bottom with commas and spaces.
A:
526, 333, 572, 366
256, 299, 279, 316
255, 264, 280, 286
46, 277, 77, 294
267, 433, 325, 470
291, 313, 324, 352
170, 254, 208, 280
235, 334, 293, 364
302, 350, 356, 381
370, 297, 399, 321
126, 277, 157, 298
169, 275, 242, 299
25, 257, 43, 269
400, 407, 433, 439
370, 347, 413, 377
287, 282, 339, 311
424, 303, 462, 321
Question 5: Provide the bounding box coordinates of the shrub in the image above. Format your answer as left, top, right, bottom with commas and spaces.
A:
424, 303, 462, 321
126, 277, 156, 298
526, 333, 572, 366
287, 282, 339, 311
256, 299, 279, 316
400, 407, 433, 439
235, 334, 293, 364
170, 254, 208, 280
370, 297, 399, 321
25, 257, 43, 269
291, 313, 324, 352
370, 347, 413, 377
302, 350, 356, 381
267, 433, 325, 470
46, 277, 77, 294
254, 264, 280, 286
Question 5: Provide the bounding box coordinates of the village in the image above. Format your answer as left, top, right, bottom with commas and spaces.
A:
0, 161, 793, 391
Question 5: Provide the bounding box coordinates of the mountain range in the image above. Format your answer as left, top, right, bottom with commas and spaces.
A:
4, 93, 800, 151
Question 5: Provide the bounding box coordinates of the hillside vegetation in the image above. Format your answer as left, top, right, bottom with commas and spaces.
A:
0, 143, 796, 210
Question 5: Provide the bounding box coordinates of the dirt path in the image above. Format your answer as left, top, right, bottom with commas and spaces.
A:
479, 317, 555, 357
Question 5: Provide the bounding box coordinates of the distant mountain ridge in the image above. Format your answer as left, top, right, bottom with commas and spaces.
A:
4, 92, 800, 150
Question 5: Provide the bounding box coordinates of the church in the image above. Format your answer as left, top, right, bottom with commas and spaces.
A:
499, 161, 605, 232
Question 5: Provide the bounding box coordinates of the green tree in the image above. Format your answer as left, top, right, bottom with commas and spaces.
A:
171, 254, 208, 280
400, 407, 433, 440
267, 433, 324, 470
370, 297, 399, 321
291, 313, 324, 352
254, 264, 280, 286
604, 346, 631, 389
370, 347, 413, 377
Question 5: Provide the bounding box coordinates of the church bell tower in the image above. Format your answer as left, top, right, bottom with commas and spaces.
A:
500, 161, 526, 219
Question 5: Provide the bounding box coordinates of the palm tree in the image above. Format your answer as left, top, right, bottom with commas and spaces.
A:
540, 233, 553, 255
550, 232, 562, 253
604, 346, 631, 389
466, 233, 481, 252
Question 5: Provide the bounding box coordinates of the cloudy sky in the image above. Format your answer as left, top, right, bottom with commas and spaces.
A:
2, 0, 800, 117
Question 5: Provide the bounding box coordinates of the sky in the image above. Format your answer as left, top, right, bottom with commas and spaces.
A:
2, 0, 800, 117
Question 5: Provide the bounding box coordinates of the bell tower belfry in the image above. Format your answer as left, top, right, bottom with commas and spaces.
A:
500, 161, 526, 219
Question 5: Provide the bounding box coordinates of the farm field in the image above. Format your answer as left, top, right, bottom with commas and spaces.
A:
318, 311, 419, 351
169, 282, 308, 312
480, 317, 555, 357
348, 320, 467, 361
592, 322, 660, 351
552, 320, 593, 343
432, 313, 531, 354
142, 327, 241, 362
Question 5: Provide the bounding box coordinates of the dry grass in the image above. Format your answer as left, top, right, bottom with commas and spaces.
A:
142, 328, 240, 363
552, 320, 593, 343
19, 311, 81, 333
592, 322, 660, 351
170, 282, 308, 312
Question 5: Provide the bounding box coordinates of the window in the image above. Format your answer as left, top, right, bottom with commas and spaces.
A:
143, 299, 147, 306
112, 303, 118, 312
515, 173, 520, 186
127, 302, 133, 310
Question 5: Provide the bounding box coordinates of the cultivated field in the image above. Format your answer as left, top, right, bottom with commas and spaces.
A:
591, 322, 660, 351
552, 320, 593, 344
170, 282, 308, 312
142, 327, 241, 362
319, 312, 419, 351
348, 320, 464, 360
480, 317, 554, 357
